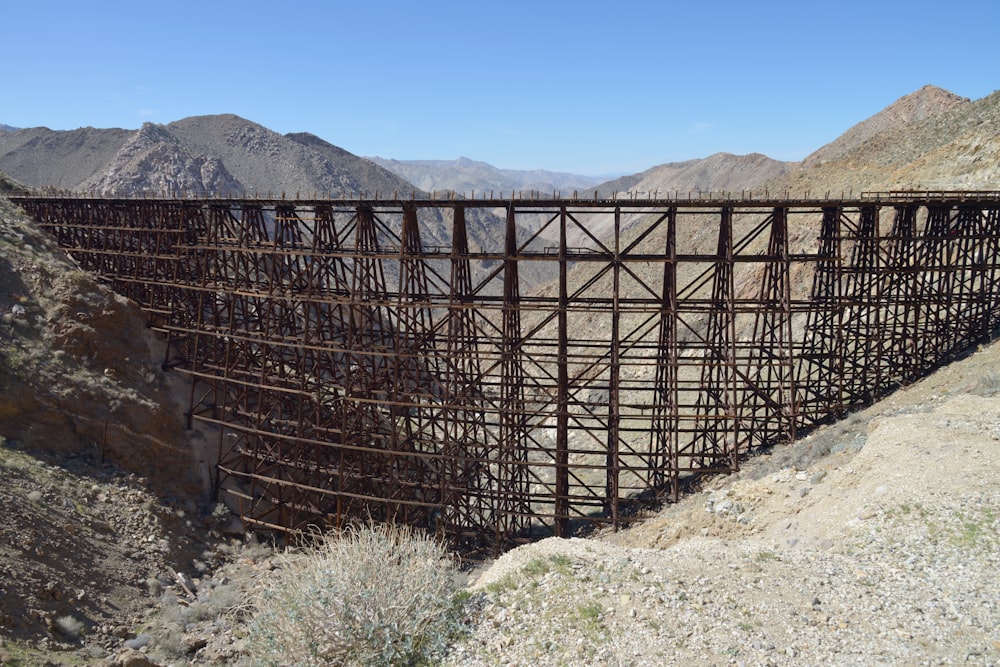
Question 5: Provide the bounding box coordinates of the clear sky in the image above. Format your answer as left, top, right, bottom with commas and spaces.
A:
3, 0, 998, 175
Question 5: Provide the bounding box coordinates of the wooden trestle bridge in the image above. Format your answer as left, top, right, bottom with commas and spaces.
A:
13, 192, 1000, 555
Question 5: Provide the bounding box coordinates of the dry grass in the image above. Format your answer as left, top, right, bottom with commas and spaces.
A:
244, 522, 466, 667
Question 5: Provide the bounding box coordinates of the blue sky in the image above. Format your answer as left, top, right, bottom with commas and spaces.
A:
3, 0, 998, 175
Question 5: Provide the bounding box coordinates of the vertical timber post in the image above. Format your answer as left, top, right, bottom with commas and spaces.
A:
555, 206, 570, 536
606, 206, 622, 525
652, 208, 680, 501
498, 203, 526, 551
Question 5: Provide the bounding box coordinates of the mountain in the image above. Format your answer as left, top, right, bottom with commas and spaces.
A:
0, 115, 423, 198
80, 121, 242, 194
595, 152, 794, 197
802, 85, 970, 168
769, 86, 1000, 194
367, 156, 605, 195
3, 84, 997, 229
0, 123, 19, 132
0, 115, 556, 286
0, 125, 134, 189
587, 84, 986, 200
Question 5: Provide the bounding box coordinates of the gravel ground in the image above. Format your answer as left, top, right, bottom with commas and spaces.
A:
442, 344, 1000, 667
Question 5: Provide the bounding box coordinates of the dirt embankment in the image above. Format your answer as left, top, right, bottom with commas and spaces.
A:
451, 338, 1000, 666
1, 190, 231, 663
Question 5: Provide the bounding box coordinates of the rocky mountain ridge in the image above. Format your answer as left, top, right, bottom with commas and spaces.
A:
802, 84, 970, 168
367, 155, 606, 195
81, 122, 242, 195
769, 86, 1000, 194
595, 84, 994, 199
0, 115, 417, 197
603, 151, 795, 197
2, 84, 995, 205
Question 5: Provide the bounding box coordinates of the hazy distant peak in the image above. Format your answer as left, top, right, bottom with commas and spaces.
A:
804, 85, 969, 167
367, 156, 605, 194
592, 151, 792, 197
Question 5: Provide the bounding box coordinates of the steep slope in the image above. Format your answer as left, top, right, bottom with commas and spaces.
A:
802, 85, 970, 168
626, 152, 793, 195
0, 126, 133, 188
162, 115, 413, 197
0, 175, 230, 657
588, 152, 794, 199
79, 122, 242, 194
368, 156, 604, 195
0, 184, 200, 497
769, 87, 1000, 194
286, 131, 417, 196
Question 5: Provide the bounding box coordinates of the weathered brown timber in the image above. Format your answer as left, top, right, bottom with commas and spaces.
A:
14, 192, 1000, 555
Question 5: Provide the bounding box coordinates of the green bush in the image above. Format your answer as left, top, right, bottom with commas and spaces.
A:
245, 522, 466, 666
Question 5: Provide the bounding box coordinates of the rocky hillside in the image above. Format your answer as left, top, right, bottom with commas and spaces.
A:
448, 340, 1000, 665
0, 115, 417, 197
0, 180, 199, 497
367, 156, 605, 195
0, 126, 134, 190
81, 122, 242, 195
596, 151, 794, 197
770, 86, 1000, 194
802, 85, 970, 168
0, 172, 246, 665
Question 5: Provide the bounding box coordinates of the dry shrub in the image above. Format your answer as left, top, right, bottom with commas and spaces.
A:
244, 522, 465, 667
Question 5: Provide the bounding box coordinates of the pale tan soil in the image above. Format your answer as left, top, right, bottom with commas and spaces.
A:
451, 339, 1000, 666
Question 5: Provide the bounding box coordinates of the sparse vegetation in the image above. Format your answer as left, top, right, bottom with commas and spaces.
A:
53, 615, 85, 640
754, 549, 778, 563
243, 522, 467, 667
579, 601, 603, 628
522, 553, 574, 578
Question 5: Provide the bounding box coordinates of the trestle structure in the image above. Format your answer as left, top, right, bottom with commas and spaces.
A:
14, 192, 1000, 555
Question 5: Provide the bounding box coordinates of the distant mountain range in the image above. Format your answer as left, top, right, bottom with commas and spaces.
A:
1, 83, 998, 207
366, 156, 606, 195
0, 115, 556, 286
0, 115, 414, 197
